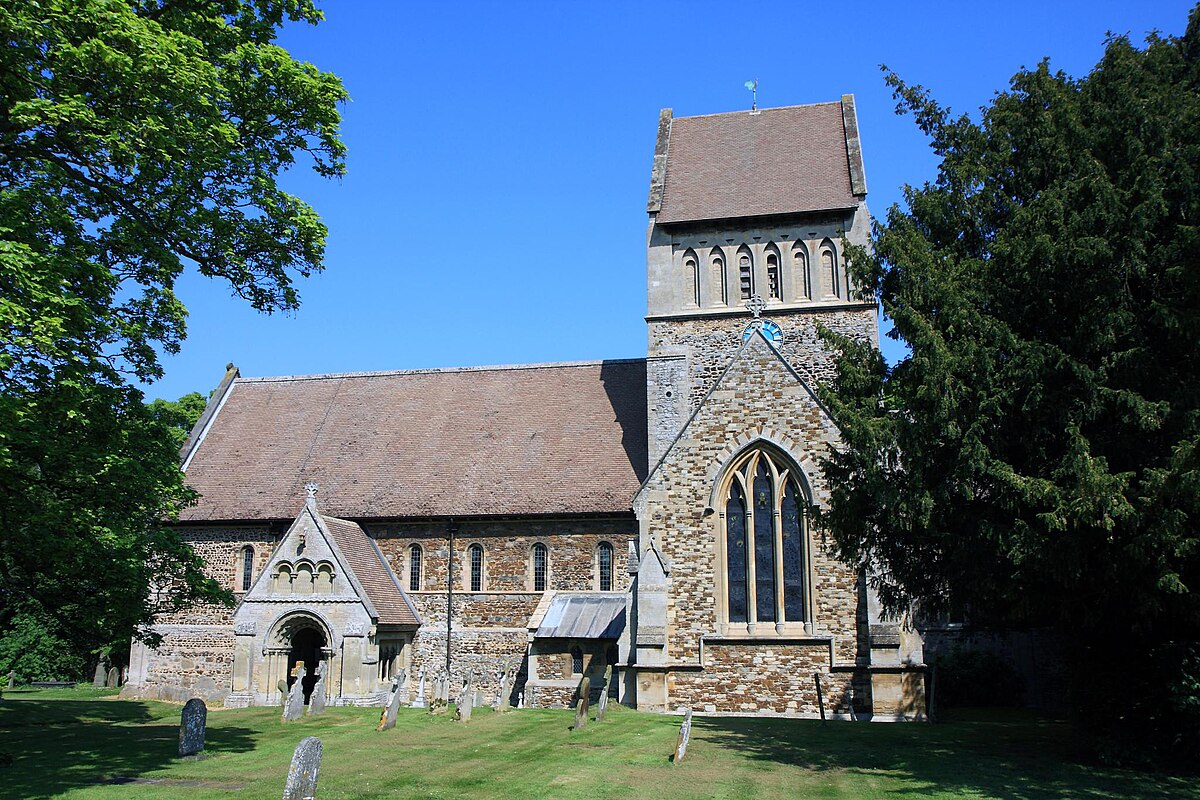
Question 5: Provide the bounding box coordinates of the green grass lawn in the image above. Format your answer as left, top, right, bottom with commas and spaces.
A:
0, 688, 1194, 799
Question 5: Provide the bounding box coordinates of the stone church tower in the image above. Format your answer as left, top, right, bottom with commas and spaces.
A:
629, 98, 924, 717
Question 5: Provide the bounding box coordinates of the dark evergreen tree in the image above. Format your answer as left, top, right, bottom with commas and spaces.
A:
820, 7, 1200, 765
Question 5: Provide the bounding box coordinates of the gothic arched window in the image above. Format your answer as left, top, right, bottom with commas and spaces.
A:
720, 448, 810, 630
597, 542, 614, 591
710, 248, 728, 306
532, 543, 548, 592
820, 240, 839, 298
240, 546, 254, 592
468, 543, 484, 592
792, 243, 812, 301
408, 544, 422, 592
765, 246, 781, 300
737, 247, 754, 300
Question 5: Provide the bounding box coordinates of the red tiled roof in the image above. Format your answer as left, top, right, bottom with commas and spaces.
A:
656, 102, 860, 224
180, 360, 648, 521
322, 515, 419, 627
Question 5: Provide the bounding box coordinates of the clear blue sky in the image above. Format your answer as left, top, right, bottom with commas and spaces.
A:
143, 0, 1194, 401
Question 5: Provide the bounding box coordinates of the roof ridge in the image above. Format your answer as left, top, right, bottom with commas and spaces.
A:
673, 100, 842, 121
237, 357, 647, 384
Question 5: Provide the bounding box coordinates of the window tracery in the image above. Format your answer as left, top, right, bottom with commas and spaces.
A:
719, 447, 811, 631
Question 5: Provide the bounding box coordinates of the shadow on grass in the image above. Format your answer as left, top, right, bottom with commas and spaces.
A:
690, 713, 1194, 800
0, 699, 256, 799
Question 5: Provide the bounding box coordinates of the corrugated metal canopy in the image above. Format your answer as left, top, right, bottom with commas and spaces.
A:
534, 594, 626, 639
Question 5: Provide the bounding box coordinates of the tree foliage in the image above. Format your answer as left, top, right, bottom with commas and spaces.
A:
147, 390, 208, 446
0, 0, 345, 675
819, 7, 1200, 765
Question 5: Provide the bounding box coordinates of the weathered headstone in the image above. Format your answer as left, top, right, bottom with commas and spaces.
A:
92, 662, 107, 687
282, 736, 322, 800
517, 691, 524, 709
106, 666, 120, 688
673, 707, 693, 763
496, 668, 512, 713
178, 698, 207, 757
7, 670, 16, 689
573, 676, 591, 731
596, 665, 613, 722
474, 688, 484, 708
278, 678, 290, 706
454, 674, 473, 722
282, 663, 307, 722
411, 669, 427, 708
308, 663, 326, 717
376, 675, 402, 731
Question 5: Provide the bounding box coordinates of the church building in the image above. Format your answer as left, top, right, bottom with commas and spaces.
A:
125, 97, 926, 720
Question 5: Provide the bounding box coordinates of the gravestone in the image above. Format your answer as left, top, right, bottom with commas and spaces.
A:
673, 707, 693, 763
496, 668, 512, 713
178, 698, 207, 757
282, 663, 307, 722
106, 667, 120, 688
92, 662, 107, 687
596, 665, 613, 723
376, 675, 402, 731
7, 670, 15, 689
454, 674, 473, 722
411, 669, 427, 708
573, 676, 591, 731
278, 678, 290, 706
308, 663, 327, 717
517, 692, 524, 709
282, 736, 322, 800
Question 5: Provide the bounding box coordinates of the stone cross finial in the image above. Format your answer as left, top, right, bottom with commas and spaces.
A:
745, 294, 766, 319
305, 481, 319, 499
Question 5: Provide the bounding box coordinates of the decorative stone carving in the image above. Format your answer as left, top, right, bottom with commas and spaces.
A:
235, 621, 256, 636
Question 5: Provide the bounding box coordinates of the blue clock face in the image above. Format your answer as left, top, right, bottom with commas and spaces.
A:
744, 320, 783, 345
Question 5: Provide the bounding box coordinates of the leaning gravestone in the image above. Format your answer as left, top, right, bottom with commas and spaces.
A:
282, 664, 307, 723
376, 675, 402, 731
596, 665, 613, 722
412, 669, 427, 708
573, 676, 591, 731
308, 664, 327, 717
278, 679, 290, 706
92, 662, 107, 687
178, 698, 207, 757
283, 736, 322, 800
106, 666, 120, 688
673, 707, 693, 763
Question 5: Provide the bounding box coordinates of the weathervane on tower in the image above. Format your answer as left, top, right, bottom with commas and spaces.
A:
744, 78, 758, 112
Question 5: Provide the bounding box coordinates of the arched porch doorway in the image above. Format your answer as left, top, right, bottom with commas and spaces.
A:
272, 613, 331, 704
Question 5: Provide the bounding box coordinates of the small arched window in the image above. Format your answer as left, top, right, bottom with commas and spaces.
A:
408, 544, 422, 592
597, 542, 614, 591
532, 543, 548, 592
468, 543, 484, 592
793, 244, 811, 300
711, 248, 727, 306
570, 645, 584, 675
765, 246, 781, 300
240, 546, 254, 592
738, 247, 754, 300
820, 240, 839, 298
683, 249, 699, 307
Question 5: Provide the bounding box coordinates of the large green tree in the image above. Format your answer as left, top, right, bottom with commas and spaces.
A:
820, 8, 1200, 764
0, 1, 346, 673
